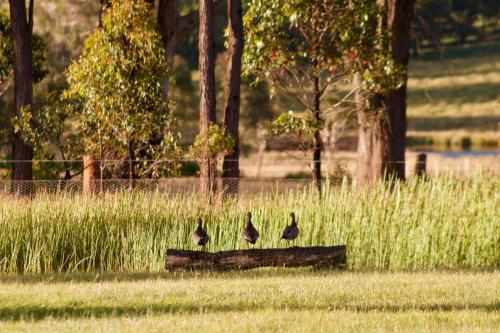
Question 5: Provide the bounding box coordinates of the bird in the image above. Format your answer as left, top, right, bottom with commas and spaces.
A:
242, 212, 259, 246
281, 212, 299, 245
192, 217, 210, 247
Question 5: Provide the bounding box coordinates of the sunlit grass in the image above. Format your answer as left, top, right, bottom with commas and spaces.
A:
0, 172, 498, 273
0, 271, 498, 332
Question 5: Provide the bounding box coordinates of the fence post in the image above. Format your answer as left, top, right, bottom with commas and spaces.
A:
415, 153, 427, 177
83, 155, 95, 194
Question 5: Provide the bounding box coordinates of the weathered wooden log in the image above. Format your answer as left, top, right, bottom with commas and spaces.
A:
165, 245, 346, 271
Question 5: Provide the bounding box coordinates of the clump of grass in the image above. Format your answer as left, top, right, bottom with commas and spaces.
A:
0, 172, 498, 273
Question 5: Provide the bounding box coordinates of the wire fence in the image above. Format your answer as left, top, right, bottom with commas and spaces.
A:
0, 178, 313, 197
0, 153, 498, 196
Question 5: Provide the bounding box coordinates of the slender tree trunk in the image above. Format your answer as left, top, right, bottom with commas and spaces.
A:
91, 2, 106, 193
222, 0, 244, 195
9, 0, 34, 186
356, 0, 415, 186
156, 1, 226, 99
199, 0, 217, 195
312, 75, 322, 192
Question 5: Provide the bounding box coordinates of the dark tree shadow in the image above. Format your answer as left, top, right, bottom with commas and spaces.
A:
0, 302, 497, 322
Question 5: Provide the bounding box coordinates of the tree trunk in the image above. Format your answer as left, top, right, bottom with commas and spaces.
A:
157, 0, 179, 98
156, 0, 226, 99
312, 75, 322, 192
356, 0, 415, 186
9, 0, 34, 185
222, 0, 244, 195
157, 0, 179, 59
199, 0, 217, 195
157, 0, 226, 59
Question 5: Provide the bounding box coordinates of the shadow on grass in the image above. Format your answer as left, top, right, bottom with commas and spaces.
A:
410, 66, 500, 80
0, 267, 345, 284
413, 40, 500, 63
407, 40, 500, 80
408, 82, 500, 107
0, 302, 498, 321
1, 267, 498, 285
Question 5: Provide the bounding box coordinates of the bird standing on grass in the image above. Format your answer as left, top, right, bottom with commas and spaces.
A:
243, 212, 259, 246
192, 217, 209, 247
281, 212, 299, 245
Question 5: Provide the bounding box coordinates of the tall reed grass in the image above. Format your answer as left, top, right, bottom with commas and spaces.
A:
0, 173, 498, 273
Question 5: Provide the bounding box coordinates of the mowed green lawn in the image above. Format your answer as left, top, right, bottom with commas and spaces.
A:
0, 271, 498, 332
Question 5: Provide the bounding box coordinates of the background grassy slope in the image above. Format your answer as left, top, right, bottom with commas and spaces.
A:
0, 271, 498, 332
406, 40, 500, 148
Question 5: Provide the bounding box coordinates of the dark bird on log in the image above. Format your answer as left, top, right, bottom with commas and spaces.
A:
192, 217, 209, 247
243, 212, 259, 245
281, 212, 299, 244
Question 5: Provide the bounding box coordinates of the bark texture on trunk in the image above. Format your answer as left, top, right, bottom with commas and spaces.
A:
199, 0, 217, 195
157, 0, 179, 59
356, 0, 415, 186
157, 0, 226, 57
157, 0, 179, 98
156, 0, 226, 99
312, 75, 322, 192
9, 0, 34, 182
222, 0, 244, 195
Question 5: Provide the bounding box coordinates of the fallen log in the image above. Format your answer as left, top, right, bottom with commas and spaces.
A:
165, 245, 346, 271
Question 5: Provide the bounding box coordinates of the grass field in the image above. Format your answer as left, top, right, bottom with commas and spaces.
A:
408, 40, 500, 130
0, 271, 498, 332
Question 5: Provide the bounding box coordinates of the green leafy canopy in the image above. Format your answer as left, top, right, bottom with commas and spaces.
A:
15, 0, 182, 178
189, 124, 234, 161
243, 0, 404, 140
243, 0, 402, 95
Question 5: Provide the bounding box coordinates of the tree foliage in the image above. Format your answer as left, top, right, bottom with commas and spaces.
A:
243, 0, 403, 137
16, 0, 182, 178
189, 124, 234, 161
